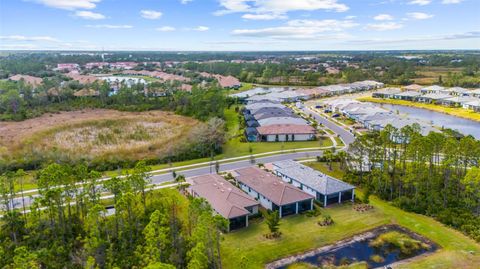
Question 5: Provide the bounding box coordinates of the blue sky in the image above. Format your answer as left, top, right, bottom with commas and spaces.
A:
0, 0, 479, 51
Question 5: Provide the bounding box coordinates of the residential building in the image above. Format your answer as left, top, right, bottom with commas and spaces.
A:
256, 124, 315, 142
372, 88, 402, 99
393, 91, 422, 101
234, 167, 314, 218
187, 174, 259, 231
8, 74, 43, 87
272, 160, 355, 207
420, 85, 445, 94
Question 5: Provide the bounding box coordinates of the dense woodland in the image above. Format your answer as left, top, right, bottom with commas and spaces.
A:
0, 161, 226, 268
346, 125, 480, 241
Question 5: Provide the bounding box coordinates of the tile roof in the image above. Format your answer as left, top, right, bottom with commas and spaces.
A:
273, 160, 355, 195
257, 117, 308, 126
234, 167, 313, 206
256, 124, 315, 135
188, 174, 259, 219
8, 74, 43, 86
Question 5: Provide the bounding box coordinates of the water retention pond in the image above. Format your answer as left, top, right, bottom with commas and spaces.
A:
266, 225, 438, 269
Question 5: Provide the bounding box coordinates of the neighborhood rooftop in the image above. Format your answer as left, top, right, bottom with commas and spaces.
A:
187, 174, 259, 219
234, 167, 313, 206
273, 160, 355, 195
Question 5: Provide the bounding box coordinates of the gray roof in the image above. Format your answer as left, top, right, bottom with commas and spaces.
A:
257, 117, 307, 126
273, 160, 355, 195
394, 91, 422, 97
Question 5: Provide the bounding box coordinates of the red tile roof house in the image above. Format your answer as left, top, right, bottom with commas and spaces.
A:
187, 174, 259, 231
233, 167, 314, 218
216, 75, 241, 88
9, 74, 43, 87
256, 124, 316, 142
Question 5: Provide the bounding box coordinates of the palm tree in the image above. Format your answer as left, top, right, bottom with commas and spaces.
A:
175, 175, 186, 193
324, 149, 334, 171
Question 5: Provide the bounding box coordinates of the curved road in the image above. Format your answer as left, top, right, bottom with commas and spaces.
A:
302, 106, 356, 146
7, 150, 324, 210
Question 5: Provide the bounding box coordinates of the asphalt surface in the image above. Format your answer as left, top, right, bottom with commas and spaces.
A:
7, 150, 323, 210
302, 106, 356, 146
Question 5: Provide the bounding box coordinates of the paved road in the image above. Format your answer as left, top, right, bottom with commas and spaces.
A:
302, 106, 356, 146
6, 151, 324, 211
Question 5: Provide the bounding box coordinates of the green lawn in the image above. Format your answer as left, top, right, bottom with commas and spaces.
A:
220, 161, 480, 269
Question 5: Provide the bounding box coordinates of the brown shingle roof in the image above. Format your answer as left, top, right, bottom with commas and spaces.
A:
256, 124, 315, 135
188, 174, 259, 219
234, 167, 313, 206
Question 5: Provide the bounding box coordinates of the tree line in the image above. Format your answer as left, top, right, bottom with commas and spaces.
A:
0, 161, 227, 268
346, 124, 480, 241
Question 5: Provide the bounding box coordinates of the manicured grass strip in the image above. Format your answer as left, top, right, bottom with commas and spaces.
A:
358, 96, 480, 122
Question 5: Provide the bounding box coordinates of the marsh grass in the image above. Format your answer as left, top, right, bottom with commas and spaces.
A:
4, 111, 199, 167
369, 231, 430, 256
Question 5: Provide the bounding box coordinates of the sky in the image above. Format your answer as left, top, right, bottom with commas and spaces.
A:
0, 0, 479, 51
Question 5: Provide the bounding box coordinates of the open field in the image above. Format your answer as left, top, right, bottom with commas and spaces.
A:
0, 109, 200, 165
413, 66, 463, 84
358, 96, 480, 122
221, 161, 480, 269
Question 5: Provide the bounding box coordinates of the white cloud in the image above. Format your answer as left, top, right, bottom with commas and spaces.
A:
442, 0, 463, 4
350, 31, 480, 44
0, 35, 59, 42
374, 14, 393, 21
180, 0, 193, 3
140, 10, 163, 19
344, 15, 356, 19
192, 26, 209, 31
86, 24, 133, 29
407, 12, 434, 20
366, 22, 403, 31
241, 13, 287, 20
215, 0, 349, 18
408, 0, 431, 5
232, 19, 357, 39
33, 0, 101, 10
74, 10, 105, 20
156, 26, 176, 32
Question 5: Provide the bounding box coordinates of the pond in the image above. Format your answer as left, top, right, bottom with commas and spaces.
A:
267, 225, 437, 269
368, 103, 480, 139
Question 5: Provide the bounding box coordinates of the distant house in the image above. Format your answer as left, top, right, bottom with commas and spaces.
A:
393, 91, 421, 101
187, 174, 259, 231
466, 89, 480, 98
215, 75, 241, 89
372, 88, 402, 99
272, 160, 355, 207
420, 85, 445, 94
56, 63, 80, 72
440, 87, 469, 96
403, 84, 423, 92
234, 167, 314, 218
8, 74, 43, 87
85, 62, 109, 69
416, 93, 451, 103
256, 124, 315, 142
463, 100, 480, 112
66, 72, 99, 84
439, 96, 478, 107
110, 62, 138, 70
